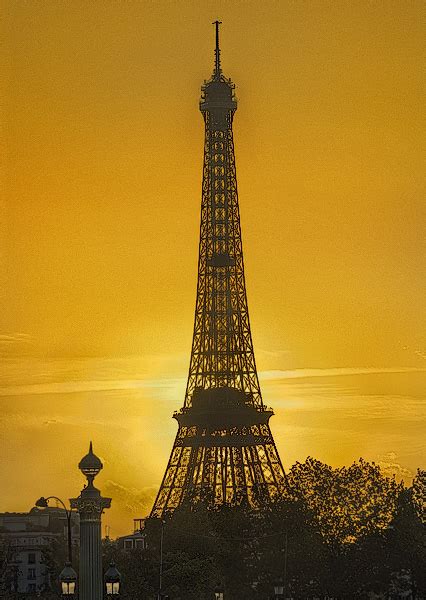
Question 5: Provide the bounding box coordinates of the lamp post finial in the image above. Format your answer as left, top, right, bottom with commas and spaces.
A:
78, 441, 103, 486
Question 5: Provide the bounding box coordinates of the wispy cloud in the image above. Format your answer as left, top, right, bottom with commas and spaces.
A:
402, 345, 426, 360
0, 333, 32, 343
0, 333, 34, 358
103, 480, 157, 516
0, 332, 33, 349
259, 366, 426, 381
0, 365, 424, 397
0, 377, 185, 397
377, 452, 413, 482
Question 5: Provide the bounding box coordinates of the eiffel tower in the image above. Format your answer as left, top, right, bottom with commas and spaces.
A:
151, 22, 287, 517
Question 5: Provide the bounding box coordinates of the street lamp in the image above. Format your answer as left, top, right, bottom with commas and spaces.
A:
105, 561, 121, 596
214, 584, 224, 600
35, 496, 76, 596
274, 578, 284, 597
35, 496, 73, 563
59, 562, 77, 597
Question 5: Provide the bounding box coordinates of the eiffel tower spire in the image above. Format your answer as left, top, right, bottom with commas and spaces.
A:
151, 24, 286, 517
213, 20, 222, 79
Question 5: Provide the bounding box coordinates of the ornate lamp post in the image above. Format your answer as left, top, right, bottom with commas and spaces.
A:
35, 496, 73, 563
70, 442, 111, 600
104, 562, 121, 597
35, 496, 76, 596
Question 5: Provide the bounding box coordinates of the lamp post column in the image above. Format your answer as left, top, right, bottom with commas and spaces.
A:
70, 442, 111, 600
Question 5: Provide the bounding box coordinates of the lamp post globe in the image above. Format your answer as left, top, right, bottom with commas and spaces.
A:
105, 561, 121, 596
59, 562, 77, 597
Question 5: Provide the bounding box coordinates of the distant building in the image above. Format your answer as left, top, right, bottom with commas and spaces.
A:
117, 518, 147, 551
0, 507, 79, 596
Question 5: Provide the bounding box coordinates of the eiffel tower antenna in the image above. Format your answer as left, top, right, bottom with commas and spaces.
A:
151, 24, 287, 517
213, 20, 222, 79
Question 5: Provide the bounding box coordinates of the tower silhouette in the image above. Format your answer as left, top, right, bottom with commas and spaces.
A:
151, 23, 286, 517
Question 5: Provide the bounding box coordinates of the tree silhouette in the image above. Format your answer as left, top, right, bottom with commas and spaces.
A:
95, 458, 425, 599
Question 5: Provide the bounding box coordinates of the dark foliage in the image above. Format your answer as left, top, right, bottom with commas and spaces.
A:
20, 459, 422, 599
102, 460, 424, 599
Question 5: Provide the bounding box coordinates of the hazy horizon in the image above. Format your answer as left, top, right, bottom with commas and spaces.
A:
1, 354, 424, 536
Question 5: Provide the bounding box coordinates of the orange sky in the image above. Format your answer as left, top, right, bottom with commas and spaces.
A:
1, 0, 425, 536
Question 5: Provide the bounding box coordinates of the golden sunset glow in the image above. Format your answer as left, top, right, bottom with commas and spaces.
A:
2, 1, 425, 536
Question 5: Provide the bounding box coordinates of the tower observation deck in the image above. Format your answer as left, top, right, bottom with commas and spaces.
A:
151, 22, 287, 517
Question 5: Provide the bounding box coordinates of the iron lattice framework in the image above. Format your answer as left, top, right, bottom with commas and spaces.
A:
151, 23, 287, 517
